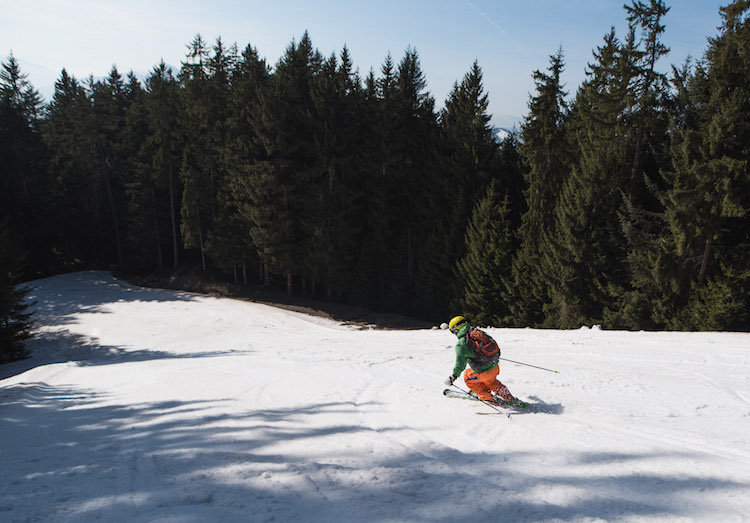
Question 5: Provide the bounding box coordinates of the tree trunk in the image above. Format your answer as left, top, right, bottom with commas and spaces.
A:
103, 169, 123, 268
407, 225, 414, 300
630, 126, 644, 203
151, 186, 164, 269
286, 271, 293, 295
196, 208, 206, 272
169, 164, 179, 268
699, 238, 711, 286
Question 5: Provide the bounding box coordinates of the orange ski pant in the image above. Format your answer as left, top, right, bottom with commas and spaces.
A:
463, 365, 514, 401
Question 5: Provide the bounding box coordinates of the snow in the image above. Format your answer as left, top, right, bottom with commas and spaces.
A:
496, 128, 511, 142
2, 271, 750, 522
493, 127, 512, 142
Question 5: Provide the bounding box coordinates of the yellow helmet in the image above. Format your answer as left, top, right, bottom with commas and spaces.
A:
448, 315, 468, 335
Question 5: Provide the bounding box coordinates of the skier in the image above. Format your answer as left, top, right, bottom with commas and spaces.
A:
443, 315, 518, 404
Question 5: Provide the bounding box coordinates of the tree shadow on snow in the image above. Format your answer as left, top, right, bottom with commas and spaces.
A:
1, 382, 747, 522
0, 328, 248, 381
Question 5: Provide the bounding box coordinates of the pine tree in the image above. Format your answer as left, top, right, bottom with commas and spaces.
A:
511, 48, 572, 326
144, 61, 183, 268
581, 1, 672, 329
203, 38, 242, 274
0, 53, 50, 276
617, 185, 680, 328
496, 132, 526, 235
663, 0, 750, 330
0, 221, 34, 363
223, 44, 269, 283
415, 61, 497, 320
440, 61, 497, 233
678, 265, 749, 331
307, 46, 365, 297
242, 33, 319, 294
178, 35, 213, 271
43, 69, 97, 266
613, 59, 696, 329
455, 185, 514, 326
350, 54, 399, 308
384, 48, 438, 310
623, 0, 671, 204
87, 67, 130, 267
544, 30, 634, 328
121, 72, 162, 270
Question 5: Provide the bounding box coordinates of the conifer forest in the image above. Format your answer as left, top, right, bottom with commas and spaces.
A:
1, 1, 749, 360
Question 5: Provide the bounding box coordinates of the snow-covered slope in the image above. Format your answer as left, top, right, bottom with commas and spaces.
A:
2, 271, 749, 522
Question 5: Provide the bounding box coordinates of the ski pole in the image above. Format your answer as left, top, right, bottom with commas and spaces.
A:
451, 383, 507, 415
500, 357, 559, 374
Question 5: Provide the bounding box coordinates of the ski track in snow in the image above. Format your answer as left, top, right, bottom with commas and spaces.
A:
1, 271, 749, 522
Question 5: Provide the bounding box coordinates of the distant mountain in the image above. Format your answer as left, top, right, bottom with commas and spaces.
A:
492, 127, 513, 143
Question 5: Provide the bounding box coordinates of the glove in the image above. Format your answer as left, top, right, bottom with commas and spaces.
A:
444, 375, 456, 386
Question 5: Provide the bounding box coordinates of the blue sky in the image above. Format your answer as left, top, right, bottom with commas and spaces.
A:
2, 0, 727, 128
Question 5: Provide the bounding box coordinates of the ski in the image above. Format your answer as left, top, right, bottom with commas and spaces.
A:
443, 389, 534, 409
443, 388, 482, 402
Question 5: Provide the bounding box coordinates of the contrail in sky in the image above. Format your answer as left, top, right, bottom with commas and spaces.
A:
464, 0, 522, 50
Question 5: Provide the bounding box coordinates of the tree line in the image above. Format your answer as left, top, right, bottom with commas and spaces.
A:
2, 0, 749, 361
